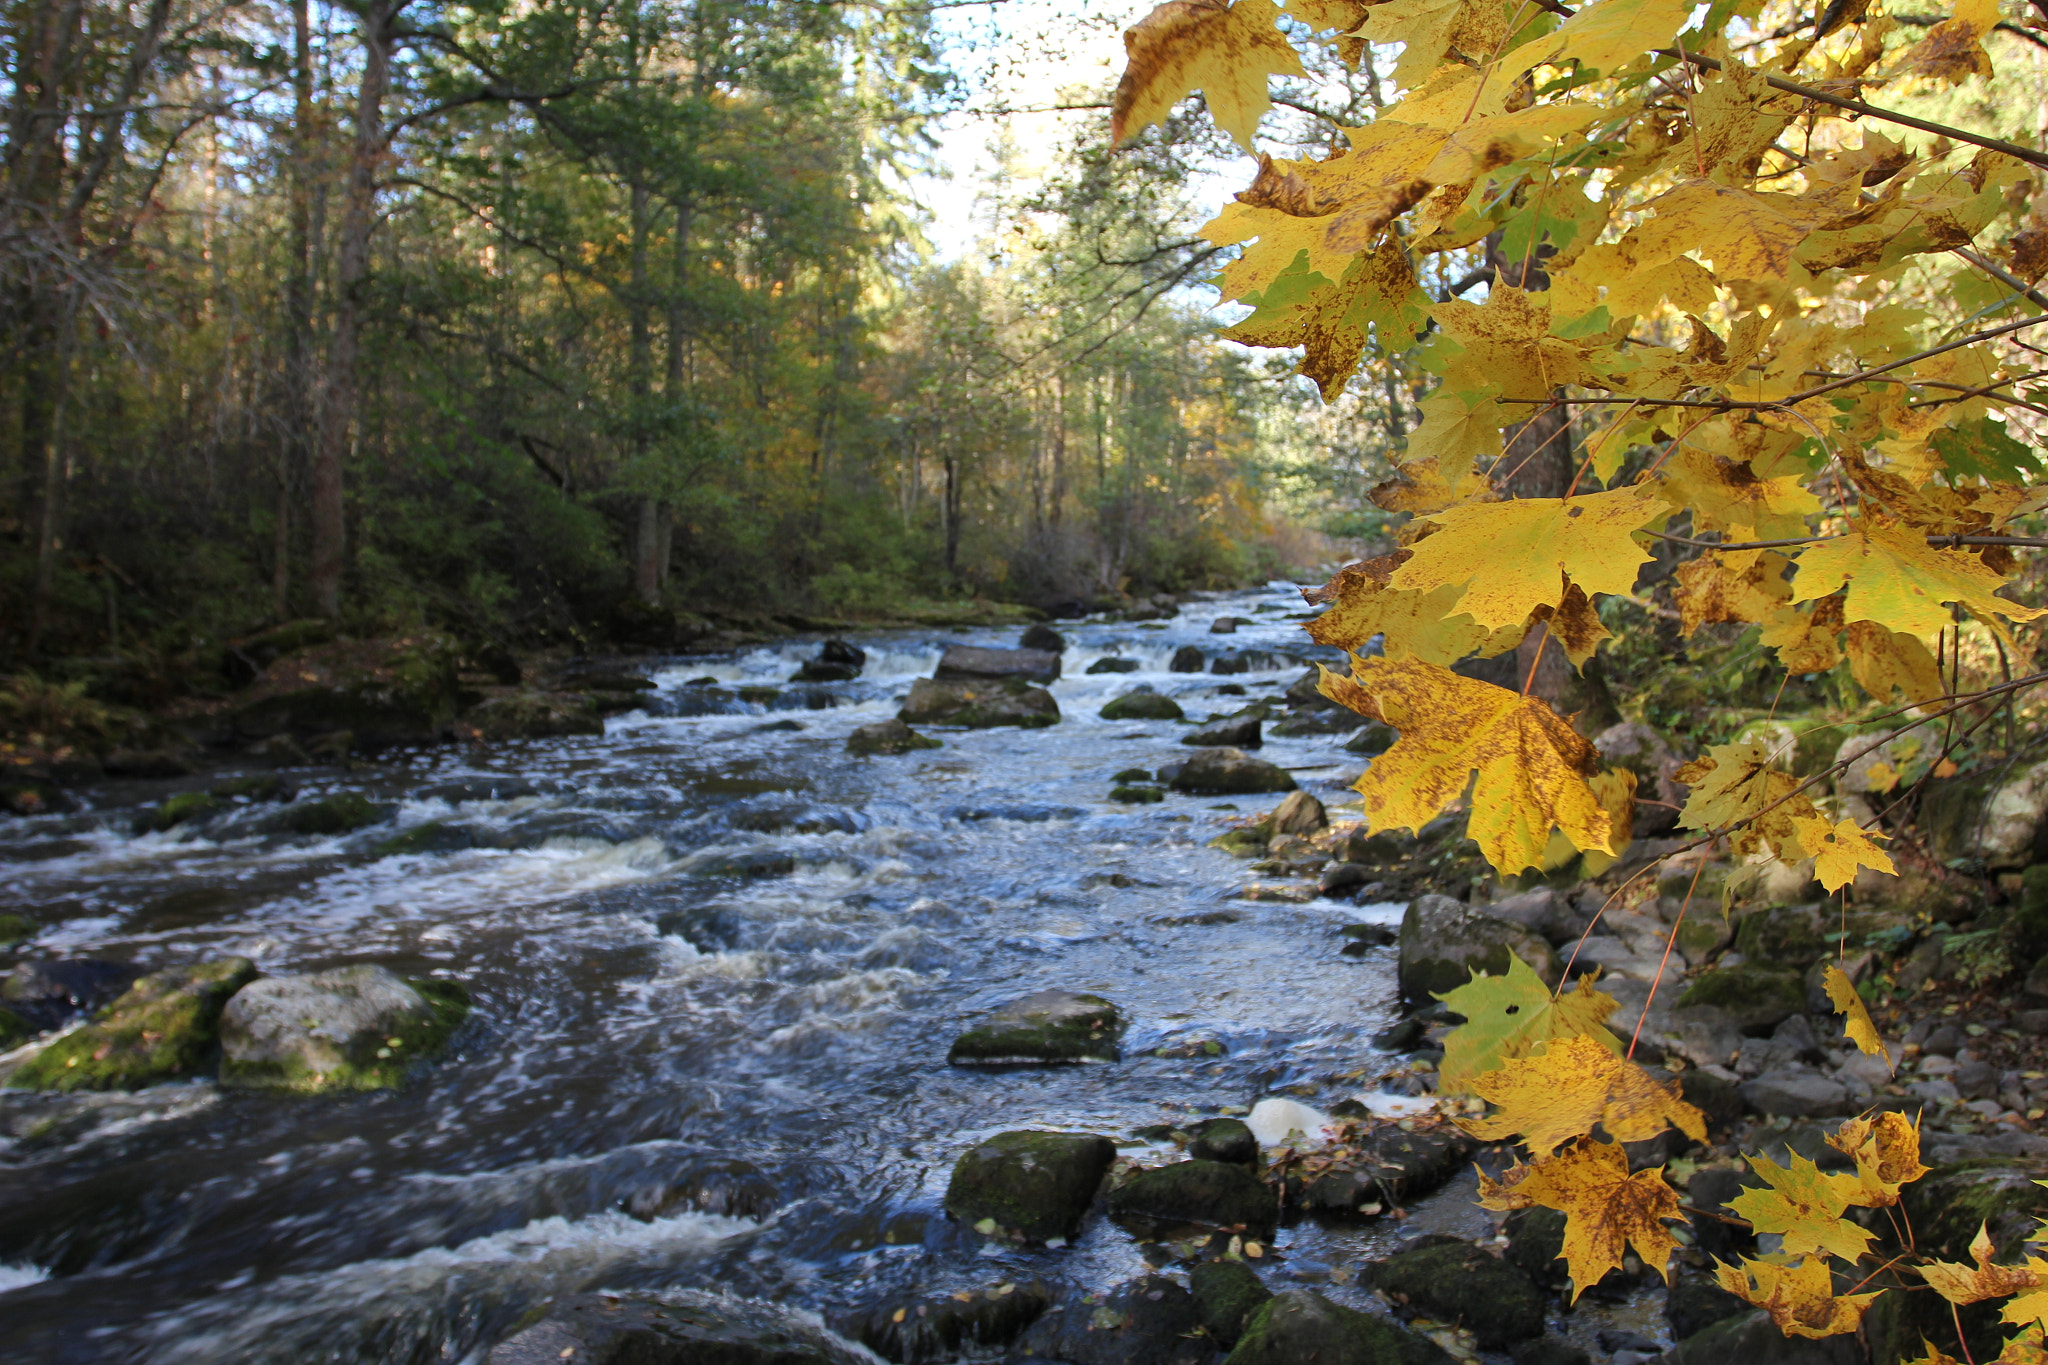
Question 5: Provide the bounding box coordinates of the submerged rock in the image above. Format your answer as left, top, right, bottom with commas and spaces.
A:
487, 1289, 875, 1365
949, 989, 1123, 1065
1020, 623, 1067, 653
1101, 688, 1185, 721
1366, 1240, 1546, 1347
831, 1280, 1053, 1364
1397, 893, 1559, 1007
219, 965, 469, 1091
933, 644, 1061, 684
280, 791, 389, 836
10, 958, 257, 1091
846, 718, 942, 755
1169, 748, 1295, 795
0, 958, 142, 1035
943, 1129, 1116, 1242
1109, 1158, 1277, 1240
1226, 1289, 1455, 1365
623, 1158, 780, 1222
1086, 656, 1142, 674
1013, 1276, 1209, 1365
898, 678, 1059, 729
1170, 645, 1205, 672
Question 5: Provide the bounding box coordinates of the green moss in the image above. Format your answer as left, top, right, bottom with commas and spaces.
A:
0, 1005, 29, 1047
0, 912, 35, 951
136, 791, 223, 834
1100, 693, 1184, 721
1210, 828, 1270, 857
209, 774, 291, 801
952, 705, 1057, 729
1109, 785, 1164, 803
1113, 768, 1153, 783
219, 977, 470, 1092
948, 992, 1123, 1065
9, 958, 258, 1091
1674, 965, 1804, 1031
283, 792, 384, 835
943, 1130, 1116, 1242
372, 821, 475, 857
1732, 904, 1826, 965
1191, 1260, 1272, 1348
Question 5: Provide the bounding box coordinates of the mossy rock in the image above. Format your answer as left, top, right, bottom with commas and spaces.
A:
1101, 691, 1185, 721
1210, 828, 1269, 858
1191, 1259, 1272, 1348
219, 967, 469, 1092
0, 1005, 29, 1047
208, 774, 293, 801
1107, 1159, 1278, 1240
135, 791, 223, 834
9, 958, 258, 1091
232, 634, 462, 749
1662, 1310, 1859, 1364
899, 678, 1060, 729
943, 1129, 1116, 1242
2017, 863, 2048, 962
462, 691, 606, 741
1365, 1240, 1545, 1348
1113, 767, 1153, 783
0, 912, 35, 952
1674, 965, 1804, 1034
1226, 1289, 1456, 1365
846, 718, 942, 754
1733, 903, 1828, 966
1110, 785, 1164, 804
282, 792, 386, 836
1674, 912, 1732, 961
948, 990, 1124, 1065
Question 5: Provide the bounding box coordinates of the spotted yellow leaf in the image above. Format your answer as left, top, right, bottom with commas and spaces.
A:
1481, 1138, 1683, 1299
1303, 556, 1520, 664
1922, 1222, 2048, 1306
1827, 1111, 1928, 1207
1715, 1255, 1881, 1339
1727, 1152, 1876, 1262
1113, 0, 1307, 151
1460, 1034, 1707, 1157
1822, 964, 1890, 1065
1792, 522, 2048, 640
1436, 954, 1622, 1095
1792, 817, 1896, 893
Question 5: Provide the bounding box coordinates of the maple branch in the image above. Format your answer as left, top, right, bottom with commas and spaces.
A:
1950, 247, 2048, 313
1654, 49, 2048, 173
1646, 532, 2048, 552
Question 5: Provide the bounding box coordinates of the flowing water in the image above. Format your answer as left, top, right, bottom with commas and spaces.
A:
0, 588, 1512, 1364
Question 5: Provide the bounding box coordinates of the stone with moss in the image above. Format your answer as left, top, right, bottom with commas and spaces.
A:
1225, 1289, 1455, 1365
1191, 1259, 1272, 1349
9, 958, 258, 1091
0, 913, 35, 952
0, 1005, 29, 1047
281, 791, 386, 836
845, 718, 941, 755
219, 965, 467, 1092
134, 791, 223, 834
231, 634, 463, 749
947, 990, 1124, 1065
899, 678, 1059, 729
1732, 902, 1828, 966
208, 773, 294, 802
1109, 1158, 1277, 1240
1364, 1240, 1545, 1348
1109, 785, 1163, 804
1397, 894, 1559, 1009
461, 691, 607, 742
1674, 965, 1804, 1034
1170, 748, 1296, 795
1100, 690, 1184, 721
943, 1129, 1116, 1242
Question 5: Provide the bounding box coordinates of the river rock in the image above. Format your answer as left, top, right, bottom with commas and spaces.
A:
1189, 1117, 1259, 1164
281, 791, 390, 836
1737, 1068, 1854, 1117
1109, 1158, 1277, 1240
1101, 688, 1185, 721
1210, 617, 1244, 634
1921, 760, 2048, 867
1269, 791, 1327, 836
1183, 715, 1262, 748
847, 718, 941, 755
1366, 1240, 1546, 1348
1020, 623, 1067, 652
934, 645, 1061, 684
219, 965, 469, 1091
9, 958, 257, 1091
231, 634, 462, 749
948, 990, 1123, 1065
1651, 1310, 1860, 1365
462, 690, 607, 741
624, 1158, 780, 1222
831, 1280, 1053, 1364
1733, 902, 1827, 965
1398, 894, 1559, 1008
793, 639, 866, 682
1226, 1289, 1456, 1365
487, 1289, 874, 1365
898, 678, 1059, 729
1169, 748, 1295, 795
135, 791, 223, 834
943, 1130, 1116, 1242
1087, 657, 1141, 674
1170, 645, 1204, 672
1012, 1275, 1209, 1365
1674, 966, 1804, 1034
1191, 1260, 1272, 1349
0, 913, 34, 952
0, 958, 142, 1034
1666, 1267, 1748, 1342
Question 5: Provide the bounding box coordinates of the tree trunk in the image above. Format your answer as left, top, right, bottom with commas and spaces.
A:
310, 0, 397, 618
943, 453, 960, 582
24, 346, 71, 654
278, 0, 315, 621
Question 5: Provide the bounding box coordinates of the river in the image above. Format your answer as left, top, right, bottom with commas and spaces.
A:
0, 587, 1492, 1364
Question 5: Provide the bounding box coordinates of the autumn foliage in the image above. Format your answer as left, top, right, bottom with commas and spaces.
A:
1110, 0, 2048, 1347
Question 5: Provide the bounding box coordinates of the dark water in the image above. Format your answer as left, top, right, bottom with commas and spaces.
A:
0, 588, 1516, 1364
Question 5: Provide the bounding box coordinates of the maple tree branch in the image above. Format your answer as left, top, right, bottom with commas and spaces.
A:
1951, 247, 2048, 313
1646, 531, 2048, 551
1653, 48, 2048, 172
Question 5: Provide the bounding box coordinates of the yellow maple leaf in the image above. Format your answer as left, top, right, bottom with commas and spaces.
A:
1431, 286, 1601, 407
1827, 1111, 1928, 1207
1760, 594, 1846, 676
1728, 1152, 1877, 1262
1671, 739, 1821, 860
1436, 954, 1622, 1094
1369, 455, 1493, 515
1792, 817, 1896, 893
1577, 768, 1637, 877
1528, 580, 1613, 671
1304, 558, 1519, 664
1407, 388, 1504, 486
1390, 486, 1670, 631
1505, 0, 1694, 78
1792, 522, 2048, 641
1483, 1138, 1683, 1298
1822, 964, 1890, 1065
1996, 1326, 2048, 1364
1281, 0, 1370, 66
1323, 657, 1615, 874
1220, 234, 1426, 399
1845, 620, 1948, 706
1630, 180, 1823, 281
1715, 1255, 1881, 1338
1675, 552, 1792, 637
1922, 1222, 2048, 1306
1887, 0, 1998, 84
1655, 447, 1821, 545
1357, 0, 1506, 88
1461, 1034, 1707, 1156
1113, 0, 1308, 151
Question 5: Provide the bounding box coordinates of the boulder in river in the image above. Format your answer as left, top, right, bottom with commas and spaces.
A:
1169, 748, 1296, 795
219, 965, 469, 1091
0, 957, 142, 1035
280, 791, 390, 836
1210, 616, 1245, 634
1191, 1259, 1273, 1349
1100, 688, 1184, 721
1269, 791, 1326, 835
1397, 894, 1559, 1007
1085, 656, 1141, 674
1183, 714, 1262, 747
846, 718, 941, 755
1014, 1275, 1208, 1365
1108, 1158, 1277, 1240
487, 1288, 875, 1365
943, 1129, 1116, 1242
1188, 1116, 1259, 1164
948, 989, 1124, 1064
1169, 645, 1205, 672
10, 958, 257, 1091
831, 1280, 1053, 1364
231, 634, 463, 749
1020, 623, 1067, 652
1365, 1239, 1546, 1348
793, 638, 866, 682
898, 678, 1059, 729
1226, 1289, 1456, 1365
134, 791, 223, 834
933, 644, 1061, 684
461, 690, 607, 741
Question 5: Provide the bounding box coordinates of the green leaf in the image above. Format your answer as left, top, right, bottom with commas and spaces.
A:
1930, 417, 2042, 482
